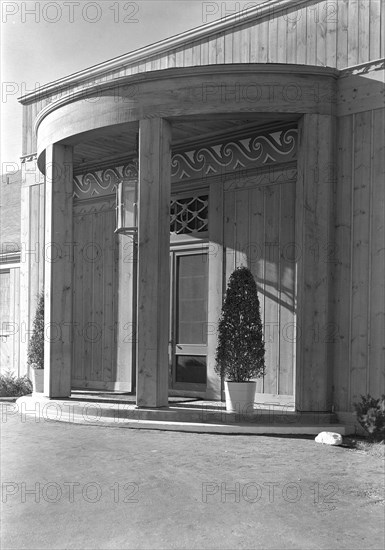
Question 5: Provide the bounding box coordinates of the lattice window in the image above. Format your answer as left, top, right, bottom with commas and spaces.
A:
170, 195, 208, 234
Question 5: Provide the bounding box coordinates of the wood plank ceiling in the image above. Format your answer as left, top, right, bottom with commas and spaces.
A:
72, 114, 298, 173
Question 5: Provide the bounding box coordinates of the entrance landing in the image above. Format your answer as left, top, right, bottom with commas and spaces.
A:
15, 393, 347, 435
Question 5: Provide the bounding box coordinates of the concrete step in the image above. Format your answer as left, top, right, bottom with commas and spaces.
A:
14, 395, 346, 435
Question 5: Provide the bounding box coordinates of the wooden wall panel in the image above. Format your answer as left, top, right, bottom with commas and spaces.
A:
347, 0, 359, 66
306, 3, 317, 65
333, 108, 385, 411
286, 15, 298, 64
369, 0, 381, 60
316, 1, 327, 67
18, 165, 45, 376
10, 268, 20, 375
167, 52, 176, 69
200, 39, 210, 65
336, 0, 349, 69
297, 114, 335, 411
0, 271, 11, 371
263, 185, 280, 395
267, 15, 279, 63
296, 7, 307, 64
224, 190, 236, 283
224, 32, 233, 64
29, 184, 40, 313
350, 111, 371, 403
325, 1, 337, 67
279, 181, 296, 396
358, 0, 370, 64
368, 109, 385, 396
72, 214, 85, 382
102, 208, 118, 383
192, 42, 201, 65
232, 29, 243, 64
277, 15, 288, 63
72, 202, 119, 390
22, 107, 28, 156
234, 190, 249, 267
382, 0, 385, 57
224, 174, 296, 400
0, 267, 21, 374
116, 235, 136, 392
332, 115, 353, 412
249, 185, 266, 395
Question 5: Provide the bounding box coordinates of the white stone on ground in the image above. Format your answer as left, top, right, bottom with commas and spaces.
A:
315, 431, 343, 445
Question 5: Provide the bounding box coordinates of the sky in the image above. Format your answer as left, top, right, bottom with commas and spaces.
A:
1, 0, 262, 172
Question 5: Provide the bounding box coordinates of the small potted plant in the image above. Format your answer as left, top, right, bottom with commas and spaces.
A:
354, 394, 385, 442
215, 266, 265, 413
27, 292, 44, 394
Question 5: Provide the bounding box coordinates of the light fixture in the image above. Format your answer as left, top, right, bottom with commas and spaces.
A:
115, 178, 138, 235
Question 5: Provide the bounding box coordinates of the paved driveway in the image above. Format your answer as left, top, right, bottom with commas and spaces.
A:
1, 404, 384, 550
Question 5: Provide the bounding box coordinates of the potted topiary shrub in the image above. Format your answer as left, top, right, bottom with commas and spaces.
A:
215, 266, 265, 414
27, 292, 44, 394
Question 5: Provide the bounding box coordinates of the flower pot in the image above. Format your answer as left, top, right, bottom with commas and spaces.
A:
224, 381, 257, 414
31, 369, 44, 394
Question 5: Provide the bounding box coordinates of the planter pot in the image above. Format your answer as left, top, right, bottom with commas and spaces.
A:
31, 369, 44, 394
224, 381, 257, 414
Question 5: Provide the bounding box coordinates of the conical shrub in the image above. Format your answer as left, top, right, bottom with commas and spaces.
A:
27, 292, 44, 369
215, 266, 265, 382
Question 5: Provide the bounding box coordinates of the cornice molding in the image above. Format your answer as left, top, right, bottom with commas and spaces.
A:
18, 0, 311, 104
339, 58, 385, 78
20, 153, 37, 163
33, 64, 339, 136
0, 252, 21, 265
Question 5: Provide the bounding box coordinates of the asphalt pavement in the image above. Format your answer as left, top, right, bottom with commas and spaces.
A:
1, 403, 384, 549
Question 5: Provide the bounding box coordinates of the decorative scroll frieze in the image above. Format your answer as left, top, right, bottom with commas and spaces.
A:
171, 127, 298, 182
20, 153, 37, 163
73, 127, 297, 199
73, 160, 138, 200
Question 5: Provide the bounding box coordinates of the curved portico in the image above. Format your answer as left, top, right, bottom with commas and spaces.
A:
14, 0, 384, 425
32, 63, 337, 410
35, 64, 337, 166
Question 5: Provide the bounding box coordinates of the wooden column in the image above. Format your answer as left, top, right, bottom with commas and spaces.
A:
296, 114, 336, 412
44, 144, 73, 398
136, 118, 172, 408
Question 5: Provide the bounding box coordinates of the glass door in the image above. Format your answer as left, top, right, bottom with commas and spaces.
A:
170, 250, 208, 392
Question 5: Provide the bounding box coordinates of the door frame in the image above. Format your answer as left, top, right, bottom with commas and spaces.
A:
169, 242, 209, 397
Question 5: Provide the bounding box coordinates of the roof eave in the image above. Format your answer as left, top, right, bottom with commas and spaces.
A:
18, 0, 310, 104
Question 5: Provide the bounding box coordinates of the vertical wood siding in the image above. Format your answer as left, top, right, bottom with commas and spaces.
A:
72, 201, 119, 389
224, 177, 296, 397
333, 107, 385, 411
22, 0, 383, 155
18, 180, 45, 374
0, 268, 20, 374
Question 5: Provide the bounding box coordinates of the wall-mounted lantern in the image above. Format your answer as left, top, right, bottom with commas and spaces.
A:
115, 178, 138, 235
